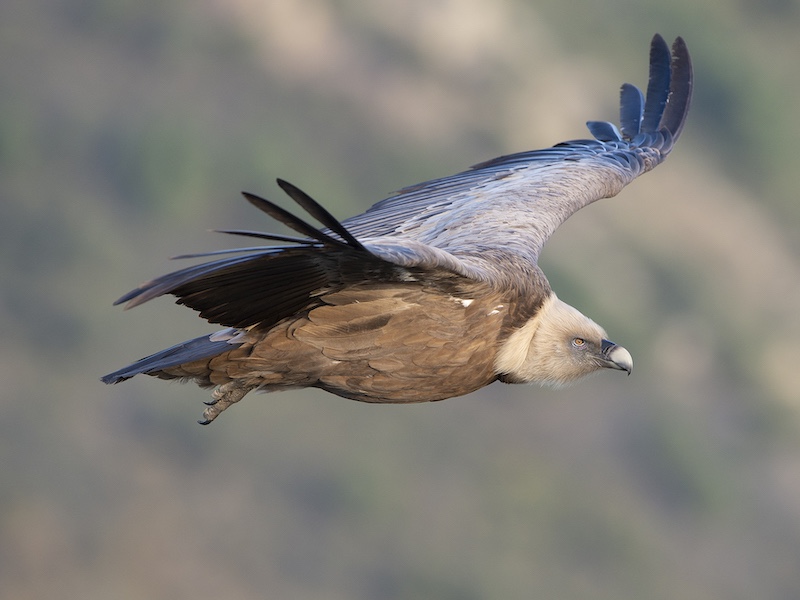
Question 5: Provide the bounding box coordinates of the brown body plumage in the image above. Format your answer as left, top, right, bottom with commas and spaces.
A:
158, 284, 512, 421
102, 35, 692, 423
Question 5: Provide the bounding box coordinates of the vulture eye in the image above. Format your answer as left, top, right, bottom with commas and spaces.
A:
572, 338, 586, 348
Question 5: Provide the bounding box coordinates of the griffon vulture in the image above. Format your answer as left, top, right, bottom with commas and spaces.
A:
102, 35, 693, 424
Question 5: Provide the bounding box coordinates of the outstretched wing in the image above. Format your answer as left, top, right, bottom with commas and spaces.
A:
112, 35, 691, 331
341, 35, 692, 266
114, 180, 487, 331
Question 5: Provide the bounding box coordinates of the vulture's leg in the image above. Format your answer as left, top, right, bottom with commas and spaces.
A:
198, 382, 252, 425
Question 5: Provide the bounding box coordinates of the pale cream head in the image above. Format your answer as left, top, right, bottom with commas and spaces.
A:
495, 294, 632, 387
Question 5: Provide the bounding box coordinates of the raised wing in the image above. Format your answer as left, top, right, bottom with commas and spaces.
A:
113, 180, 487, 330
112, 35, 691, 330
341, 35, 692, 266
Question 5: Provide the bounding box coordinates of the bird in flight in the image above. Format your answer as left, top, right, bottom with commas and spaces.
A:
102, 35, 692, 424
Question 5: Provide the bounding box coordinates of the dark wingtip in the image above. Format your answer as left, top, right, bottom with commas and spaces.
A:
112, 287, 147, 309
589, 34, 692, 148
659, 36, 693, 141
640, 34, 673, 133
240, 190, 348, 248
586, 120, 622, 142
275, 179, 367, 251
619, 82, 645, 138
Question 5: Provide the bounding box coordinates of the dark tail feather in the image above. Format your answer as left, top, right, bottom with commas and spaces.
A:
101, 334, 239, 384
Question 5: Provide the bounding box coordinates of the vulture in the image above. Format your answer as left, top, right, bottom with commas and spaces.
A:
102, 35, 693, 424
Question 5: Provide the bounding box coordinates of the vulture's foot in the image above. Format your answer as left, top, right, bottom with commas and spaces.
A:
198, 382, 250, 425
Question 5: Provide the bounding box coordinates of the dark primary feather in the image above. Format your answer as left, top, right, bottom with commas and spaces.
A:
641, 34, 673, 132
168, 251, 330, 329
241, 191, 349, 249
276, 179, 367, 251
113, 183, 383, 330
210, 229, 317, 246
619, 83, 645, 138
171, 232, 318, 260
659, 37, 692, 139
113, 252, 278, 308
586, 121, 622, 142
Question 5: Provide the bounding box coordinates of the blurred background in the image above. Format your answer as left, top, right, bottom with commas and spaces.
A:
3, 0, 800, 598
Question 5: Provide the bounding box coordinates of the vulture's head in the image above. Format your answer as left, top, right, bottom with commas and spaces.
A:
495, 294, 633, 387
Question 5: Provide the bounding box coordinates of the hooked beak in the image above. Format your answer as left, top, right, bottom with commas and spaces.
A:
600, 339, 633, 375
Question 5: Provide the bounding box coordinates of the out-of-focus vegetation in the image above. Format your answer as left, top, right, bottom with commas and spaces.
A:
3, 1, 800, 598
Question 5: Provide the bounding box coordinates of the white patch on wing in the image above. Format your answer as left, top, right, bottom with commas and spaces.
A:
209, 328, 237, 342
209, 328, 251, 344
450, 297, 474, 307
488, 304, 504, 315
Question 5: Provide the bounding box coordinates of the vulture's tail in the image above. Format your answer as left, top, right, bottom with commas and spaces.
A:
101, 333, 239, 384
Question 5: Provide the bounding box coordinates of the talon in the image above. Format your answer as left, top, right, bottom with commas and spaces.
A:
198, 405, 220, 425
196, 384, 252, 425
